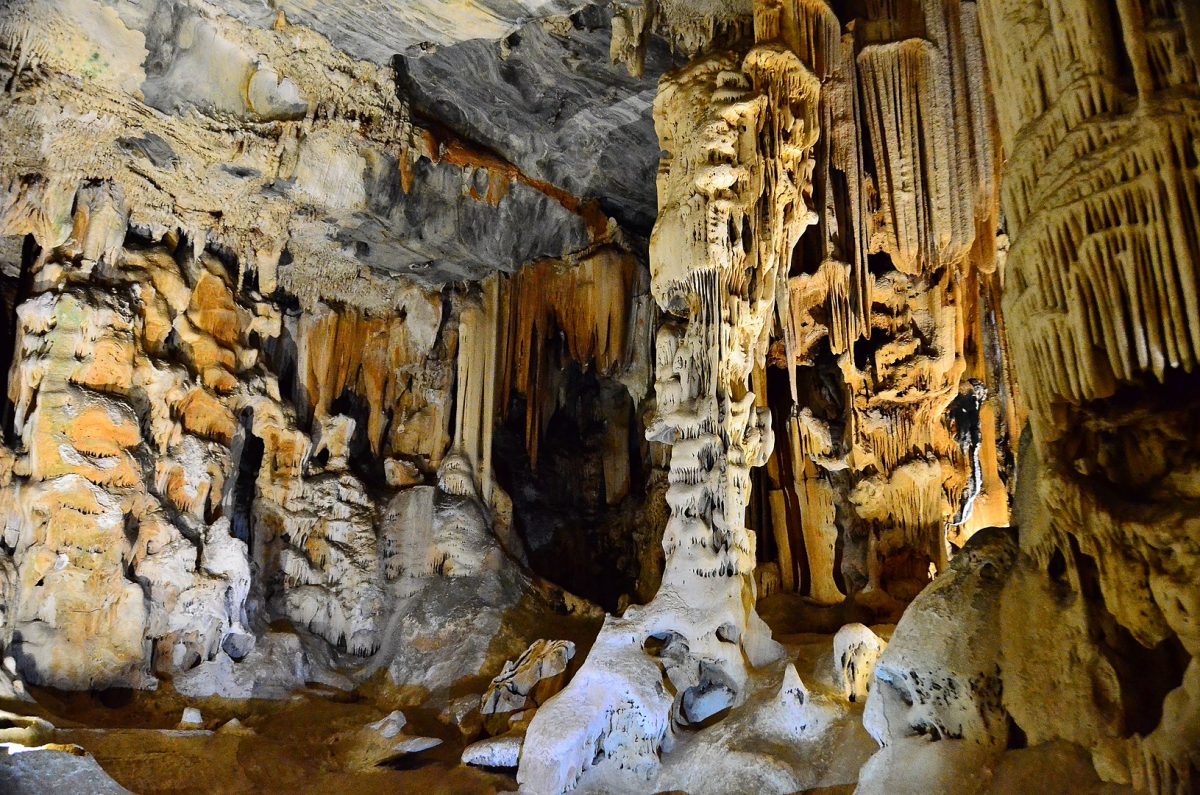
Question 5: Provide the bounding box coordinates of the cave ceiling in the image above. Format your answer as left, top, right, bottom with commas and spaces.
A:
23, 0, 704, 290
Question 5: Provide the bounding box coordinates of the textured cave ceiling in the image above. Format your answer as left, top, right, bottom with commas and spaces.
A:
92, 0, 699, 285
212, 0, 602, 58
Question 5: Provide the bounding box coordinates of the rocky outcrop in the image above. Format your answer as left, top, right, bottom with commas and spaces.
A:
864, 528, 1015, 752
482, 639, 575, 716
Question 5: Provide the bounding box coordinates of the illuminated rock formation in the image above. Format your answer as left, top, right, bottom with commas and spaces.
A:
482, 639, 575, 716
981, 0, 1200, 789
857, 2, 1200, 793
518, 8, 825, 789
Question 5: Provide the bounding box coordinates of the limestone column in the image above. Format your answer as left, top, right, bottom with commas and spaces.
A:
518, 4, 829, 791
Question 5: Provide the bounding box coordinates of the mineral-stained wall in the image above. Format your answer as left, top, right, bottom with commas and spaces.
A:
0, 223, 451, 685
0, 0, 640, 695
752, 0, 1017, 611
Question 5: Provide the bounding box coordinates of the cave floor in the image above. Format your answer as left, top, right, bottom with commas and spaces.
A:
0, 604, 881, 795
4, 683, 519, 794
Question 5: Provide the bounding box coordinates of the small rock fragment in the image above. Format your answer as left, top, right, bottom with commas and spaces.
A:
462, 732, 523, 769
368, 710, 407, 739
482, 639, 575, 716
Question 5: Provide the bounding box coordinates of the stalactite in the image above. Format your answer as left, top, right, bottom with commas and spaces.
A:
976, 2, 1200, 790
759, 0, 1013, 604
500, 246, 639, 468
293, 294, 448, 467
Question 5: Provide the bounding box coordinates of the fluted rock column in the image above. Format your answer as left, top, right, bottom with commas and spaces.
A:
517, 14, 824, 794
979, 0, 1200, 789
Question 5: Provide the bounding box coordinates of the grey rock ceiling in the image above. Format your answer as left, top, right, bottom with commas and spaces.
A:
112, 0, 691, 283
212, 0, 599, 60
398, 6, 686, 232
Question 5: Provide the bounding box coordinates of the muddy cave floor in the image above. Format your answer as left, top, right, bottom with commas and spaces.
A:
0, 595, 879, 795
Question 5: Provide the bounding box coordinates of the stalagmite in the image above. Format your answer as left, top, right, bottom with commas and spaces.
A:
832, 622, 886, 703
788, 412, 843, 605
519, 6, 825, 790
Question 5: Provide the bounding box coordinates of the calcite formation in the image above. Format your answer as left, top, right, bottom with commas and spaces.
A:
756, 0, 1015, 610
854, 3, 1200, 793
519, 8, 825, 790
985, 0, 1200, 782
0, 0, 1195, 794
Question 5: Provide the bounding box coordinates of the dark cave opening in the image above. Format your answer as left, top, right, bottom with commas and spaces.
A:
0, 235, 35, 447
1068, 534, 1191, 736
491, 364, 659, 613
230, 410, 265, 546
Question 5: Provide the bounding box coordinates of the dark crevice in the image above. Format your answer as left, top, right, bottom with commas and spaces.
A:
230, 410, 264, 547
1, 235, 36, 447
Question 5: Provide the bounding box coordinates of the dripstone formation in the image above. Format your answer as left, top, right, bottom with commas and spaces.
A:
0, 1, 1195, 794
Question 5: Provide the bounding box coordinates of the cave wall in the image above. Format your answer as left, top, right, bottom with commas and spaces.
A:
984, 0, 1200, 788
0, 0, 653, 690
